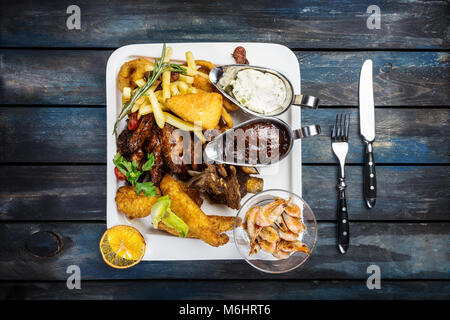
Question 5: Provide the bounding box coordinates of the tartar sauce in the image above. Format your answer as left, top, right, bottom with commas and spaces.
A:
229, 69, 286, 114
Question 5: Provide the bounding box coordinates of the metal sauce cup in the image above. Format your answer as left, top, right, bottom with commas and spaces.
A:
204, 117, 321, 167
209, 64, 319, 117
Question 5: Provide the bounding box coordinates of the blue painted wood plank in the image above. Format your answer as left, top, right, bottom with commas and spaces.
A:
0, 50, 448, 106
0, 107, 447, 164
1, 165, 448, 221
0, 222, 448, 280
1, 280, 449, 300
1, 0, 448, 49
301, 108, 450, 163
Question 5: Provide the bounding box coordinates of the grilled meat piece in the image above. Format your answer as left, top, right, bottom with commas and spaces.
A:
117, 127, 133, 160
187, 165, 264, 210
128, 114, 155, 152
236, 168, 264, 197
187, 164, 241, 209
161, 123, 193, 180
145, 126, 165, 184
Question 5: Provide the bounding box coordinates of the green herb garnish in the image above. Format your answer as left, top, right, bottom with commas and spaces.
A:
113, 43, 187, 138
136, 181, 159, 198
113, 152, 158, 197
141, 153, 154, 172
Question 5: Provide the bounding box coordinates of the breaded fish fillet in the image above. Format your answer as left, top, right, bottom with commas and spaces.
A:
158, 215, 241, 238
160, 174, 228, 246
166, 93, 223, 130
115, 186, 160, 219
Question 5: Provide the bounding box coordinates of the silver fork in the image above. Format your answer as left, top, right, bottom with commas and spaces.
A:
331, 114, 350, 254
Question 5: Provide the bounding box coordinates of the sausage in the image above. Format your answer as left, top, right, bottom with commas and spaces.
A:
233, 46, 249, 64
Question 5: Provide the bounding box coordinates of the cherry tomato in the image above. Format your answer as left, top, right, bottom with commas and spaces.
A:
114, 167, 127, 181
128, 112, 139, 131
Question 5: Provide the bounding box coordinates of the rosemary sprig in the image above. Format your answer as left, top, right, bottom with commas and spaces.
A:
113, 44, 187, 138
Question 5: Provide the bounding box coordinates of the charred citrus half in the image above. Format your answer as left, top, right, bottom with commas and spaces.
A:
99, 225, 146, 269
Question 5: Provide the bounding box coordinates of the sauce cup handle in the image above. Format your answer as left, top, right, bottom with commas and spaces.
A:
293, 125, 321, 140
293, 95, 320, 109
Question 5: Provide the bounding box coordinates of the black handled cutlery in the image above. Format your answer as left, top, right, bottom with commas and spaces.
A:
331, 114, 350, 254
359, 60, 377, 208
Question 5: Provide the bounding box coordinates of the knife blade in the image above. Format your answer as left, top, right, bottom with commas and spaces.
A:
359, 59, 377, 208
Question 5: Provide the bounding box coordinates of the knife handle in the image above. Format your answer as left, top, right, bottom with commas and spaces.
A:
363, 142, 377, 208
337, 179, 349, 255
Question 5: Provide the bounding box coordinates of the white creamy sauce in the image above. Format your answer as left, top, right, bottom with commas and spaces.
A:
228, 69, 286, 114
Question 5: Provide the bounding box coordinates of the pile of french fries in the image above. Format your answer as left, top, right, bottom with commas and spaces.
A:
121, 48, 224, 141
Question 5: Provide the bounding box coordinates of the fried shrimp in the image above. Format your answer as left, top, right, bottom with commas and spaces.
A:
277, 240, 310, 255
259, 226, 280, 243
244, 197, 310, 258
115, 186, 160, 219
282, 212, 305, 234
118, 58, 154, 91
255, 199, 286, 227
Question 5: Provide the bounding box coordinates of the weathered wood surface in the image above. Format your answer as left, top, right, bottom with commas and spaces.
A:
0, 222, 448, 280
1, 165, 448, 221
0, 0, 448, 299
1, 50, 448, 106
1, 0, 448, 49
1, 280, 448, 300
0, 107, 448, 164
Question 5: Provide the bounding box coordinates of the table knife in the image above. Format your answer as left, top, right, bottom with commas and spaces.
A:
359, 60, 377, 208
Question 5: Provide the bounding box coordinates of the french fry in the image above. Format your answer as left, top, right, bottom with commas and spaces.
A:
170, 82, 180, 96
186, 51, 196, 70
195, 71, 210, 79
162, 46, 173, 101
138, 102, 153, 117
135, 78, 146, 87
187, 87, 200, 94
148, 90, 166, 128
131, 96, 147, 113
179, 74, 194, 84
177, 81, 189, 94
122, 87, 131, 100
221, 107, 233, 128
164, 112, 206, 142
149, 80, 161, 92
155, 90, 164, 103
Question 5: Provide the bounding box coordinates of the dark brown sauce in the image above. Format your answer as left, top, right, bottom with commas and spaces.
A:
223, 120, 290, 164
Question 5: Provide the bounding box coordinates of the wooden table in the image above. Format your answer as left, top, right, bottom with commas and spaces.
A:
0, 0, 449, 300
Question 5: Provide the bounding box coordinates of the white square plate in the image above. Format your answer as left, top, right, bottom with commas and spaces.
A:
106, 42, 302, 260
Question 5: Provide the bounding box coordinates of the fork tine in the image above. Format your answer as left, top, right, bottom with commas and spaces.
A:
331, 114, 338, 139
338, 114, 343, 140
345, 114, 350, 140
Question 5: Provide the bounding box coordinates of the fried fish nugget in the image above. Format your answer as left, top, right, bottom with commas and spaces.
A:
115, 186, 160, 219
160, 174, 228, 246
166, 93, 223, 130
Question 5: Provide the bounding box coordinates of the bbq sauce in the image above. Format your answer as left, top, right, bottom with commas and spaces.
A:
222, 120, 290, 165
